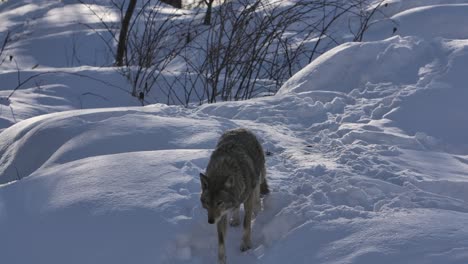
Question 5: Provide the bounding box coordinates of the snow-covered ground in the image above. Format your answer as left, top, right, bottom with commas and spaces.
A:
0, 0, 141, 130
2, 0, 468, 263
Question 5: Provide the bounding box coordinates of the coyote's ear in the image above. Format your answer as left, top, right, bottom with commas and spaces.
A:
224, 175, 234, 189
200, 173, 208, 190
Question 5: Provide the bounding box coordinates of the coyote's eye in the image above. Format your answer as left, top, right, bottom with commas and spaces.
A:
200, 196, 208, 208
216, 200, 224, 206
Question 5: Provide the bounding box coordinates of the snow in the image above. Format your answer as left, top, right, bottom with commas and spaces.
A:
277, 36, 432, 94
2, 0, 468, 263
366, 3, 468, 41
0, 68, 141, 130
0, 1, 118, 68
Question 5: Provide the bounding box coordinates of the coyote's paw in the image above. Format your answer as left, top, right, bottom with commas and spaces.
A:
218, 255, 226, 264
240, 240, 252, 252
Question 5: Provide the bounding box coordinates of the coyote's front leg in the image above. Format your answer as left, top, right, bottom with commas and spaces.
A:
230, 206, 241, 226
217, 215, 228, 264
240, 194, 253, 251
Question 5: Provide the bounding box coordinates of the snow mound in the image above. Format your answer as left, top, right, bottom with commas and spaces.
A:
0, 1, 117, 68
278, 35, 468, 152
277, 36, 433, 94
366, 4, 468, 41
384, 84, 468, 148
0, 105, 222, 184
393, 4, 468, 39
381, 0, 468, 17
0, 68, 140, 130
1, 149, 212, 264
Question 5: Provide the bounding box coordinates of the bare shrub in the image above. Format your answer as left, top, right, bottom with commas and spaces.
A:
81, 0, 387, 105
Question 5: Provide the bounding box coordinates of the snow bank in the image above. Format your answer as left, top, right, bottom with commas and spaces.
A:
0, 1, 118, 68
277, 36, 433, 94
278, 33, 468, 152
0, 68, 140, 130
380, 0, 468, 17
0, 149, 212, 264
366, 3, 468, 41
0, 105, 223, 184
3, 98, 468, 263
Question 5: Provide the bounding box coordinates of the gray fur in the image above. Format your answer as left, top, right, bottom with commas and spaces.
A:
200, 128, 269, 264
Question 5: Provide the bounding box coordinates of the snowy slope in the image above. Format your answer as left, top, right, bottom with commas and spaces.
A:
366, 3, 468, 41
0, 0, 142, 130
2, 0, 468, 264
0, 0, 118, 68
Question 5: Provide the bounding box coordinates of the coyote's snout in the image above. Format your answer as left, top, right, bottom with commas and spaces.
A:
200, 128, 269, 264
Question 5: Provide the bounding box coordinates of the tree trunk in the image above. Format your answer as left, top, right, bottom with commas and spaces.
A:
203, 0, 214, 25
161, 0, 182, 8
115, 0, 138, 66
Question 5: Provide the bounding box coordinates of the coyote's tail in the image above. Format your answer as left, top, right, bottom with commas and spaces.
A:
260, 165, 270, 195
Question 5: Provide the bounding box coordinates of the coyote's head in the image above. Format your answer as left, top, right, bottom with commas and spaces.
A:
199, 173, 236, 224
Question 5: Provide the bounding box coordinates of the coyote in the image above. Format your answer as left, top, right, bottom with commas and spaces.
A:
200, 128, 269, 264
